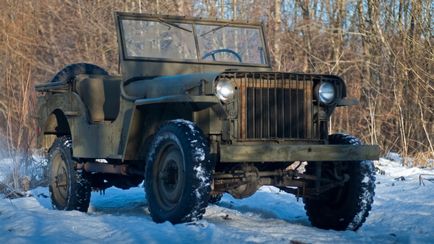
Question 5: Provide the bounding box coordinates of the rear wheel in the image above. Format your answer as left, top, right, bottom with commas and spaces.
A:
303, 133, 375, 231
48, 137, 91, 212
145, 120, 213, 223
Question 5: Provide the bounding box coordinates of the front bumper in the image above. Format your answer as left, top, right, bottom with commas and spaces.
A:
220, 144, 380, 162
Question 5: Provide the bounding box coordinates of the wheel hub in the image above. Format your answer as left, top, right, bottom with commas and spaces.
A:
155, 144, 185, 210
50, 153, 69, 206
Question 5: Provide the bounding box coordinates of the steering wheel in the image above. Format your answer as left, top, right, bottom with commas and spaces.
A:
202, 49, 243, 62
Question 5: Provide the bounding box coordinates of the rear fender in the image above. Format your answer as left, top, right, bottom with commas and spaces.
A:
36, 92, 88, 153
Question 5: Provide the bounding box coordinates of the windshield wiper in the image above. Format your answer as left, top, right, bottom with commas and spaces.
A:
200, 24, 229, 37
157, 18, 192, 32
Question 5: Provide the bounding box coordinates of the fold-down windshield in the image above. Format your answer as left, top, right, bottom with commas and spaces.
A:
120, 18, 268, 65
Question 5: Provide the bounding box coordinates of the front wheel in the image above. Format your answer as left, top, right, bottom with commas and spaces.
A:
145, 120, 213, 224
303, 133, 376, 231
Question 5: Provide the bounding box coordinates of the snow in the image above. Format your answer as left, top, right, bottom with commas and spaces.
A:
0, 154, 46, 183
347, 160, 376, 231
172, 119, 207, 162
193, 165, 210, 193
0, 158, 14, 182
1, 158, 433, 243
173, 119, 197, 133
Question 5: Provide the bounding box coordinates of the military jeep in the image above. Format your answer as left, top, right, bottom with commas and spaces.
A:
35, 12, 379, 231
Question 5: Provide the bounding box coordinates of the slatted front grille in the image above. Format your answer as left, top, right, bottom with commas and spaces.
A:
246, 87, 306, 138
220, 72, 317, 140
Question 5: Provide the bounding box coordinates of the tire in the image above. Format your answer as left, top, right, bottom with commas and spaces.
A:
303, 133, 376, 231
208, 193, 223, 204
145, 120, 213, 224
50, 63, 108, 83
48, 137, 91, 212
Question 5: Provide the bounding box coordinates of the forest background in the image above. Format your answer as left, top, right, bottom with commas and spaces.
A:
0, 0, 432, 189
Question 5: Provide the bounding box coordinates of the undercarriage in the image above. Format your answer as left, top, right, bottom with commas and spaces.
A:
76, 159, 350, 200
212, 162, 349, 199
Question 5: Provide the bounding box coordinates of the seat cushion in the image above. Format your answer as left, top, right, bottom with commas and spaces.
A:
76, 76, 120, 122
101, 78, 121, 121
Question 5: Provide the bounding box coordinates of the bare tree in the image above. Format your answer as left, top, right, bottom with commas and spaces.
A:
0, 0, 432, 181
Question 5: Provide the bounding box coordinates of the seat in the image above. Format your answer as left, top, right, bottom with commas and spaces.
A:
76, 75, 121, 123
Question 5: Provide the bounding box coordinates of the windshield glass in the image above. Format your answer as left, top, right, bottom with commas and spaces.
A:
122, 19, 197, 60
121, 18, 267, 65
196, 25, 266, 64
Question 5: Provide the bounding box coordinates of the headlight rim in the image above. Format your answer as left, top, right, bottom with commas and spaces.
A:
316, 82, 336, 105
215, 79, 236, 103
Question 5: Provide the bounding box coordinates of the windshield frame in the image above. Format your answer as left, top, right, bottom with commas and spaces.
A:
117, 13, 271, 68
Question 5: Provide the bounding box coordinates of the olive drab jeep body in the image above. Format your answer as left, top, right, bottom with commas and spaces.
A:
35, 12, 379, 230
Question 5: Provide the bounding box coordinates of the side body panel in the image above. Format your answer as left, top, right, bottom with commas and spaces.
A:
37, 90, 133, 159
37, 89, 221, 161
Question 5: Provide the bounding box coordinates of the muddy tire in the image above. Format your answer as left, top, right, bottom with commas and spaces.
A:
303, 133, 376, 231
48, 137, 91, 212
145, 120, 212, 224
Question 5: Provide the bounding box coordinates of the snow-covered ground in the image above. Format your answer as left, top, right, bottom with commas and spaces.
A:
0, 158, 433, 243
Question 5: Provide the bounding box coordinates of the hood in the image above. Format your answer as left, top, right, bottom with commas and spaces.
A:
123, 72, 221, 99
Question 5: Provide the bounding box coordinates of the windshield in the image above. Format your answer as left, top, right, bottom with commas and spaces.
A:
196, 25, 266, 64
122, 19, 197, 60
121, 18, 267, 65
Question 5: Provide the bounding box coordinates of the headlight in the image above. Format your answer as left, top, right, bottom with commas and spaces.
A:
317, 82, 336, 104
215, 79, 235, 102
